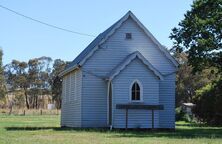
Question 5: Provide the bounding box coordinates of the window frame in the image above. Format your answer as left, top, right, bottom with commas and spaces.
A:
129, 79, 143, 102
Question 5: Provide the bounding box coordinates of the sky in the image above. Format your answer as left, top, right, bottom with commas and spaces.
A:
0, 0, 193, 65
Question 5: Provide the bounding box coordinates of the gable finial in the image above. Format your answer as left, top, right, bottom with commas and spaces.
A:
127, 10, 132, 15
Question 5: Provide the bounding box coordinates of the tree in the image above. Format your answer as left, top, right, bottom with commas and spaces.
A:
174, 52, 218, 107
5, 57, 53, 109
170, 0, 222, 72
50, 59, 67, 109
193, 79, 222, 125
27, 57, 52, 109
0, 49, 6, 106
5, 60, 30, 109
170, 0, 222, 125
4, 57, 68, 109
37, 56, 52, 90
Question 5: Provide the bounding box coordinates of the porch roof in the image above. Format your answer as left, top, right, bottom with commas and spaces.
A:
107, 51, 164, 81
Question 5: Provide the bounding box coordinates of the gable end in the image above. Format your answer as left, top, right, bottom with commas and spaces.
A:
60, 11, 178, 77
107, 51, 163, 80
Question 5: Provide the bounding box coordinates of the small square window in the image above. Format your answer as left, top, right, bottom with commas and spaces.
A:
125, 33, 132, 39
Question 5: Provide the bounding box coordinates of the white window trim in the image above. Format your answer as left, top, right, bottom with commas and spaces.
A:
129, 79, 143, 102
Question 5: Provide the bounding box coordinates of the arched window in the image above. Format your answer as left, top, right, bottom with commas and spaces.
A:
131, 81, 142, 101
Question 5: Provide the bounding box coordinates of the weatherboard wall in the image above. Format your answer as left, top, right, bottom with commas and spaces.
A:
61, 16, 176, 128
159, 73, 176, 128
80, 17, 176, 128
61, 69, 82, 127
81, 70, 108, 127
83, 17, 176, 75
112, 58, 160, 128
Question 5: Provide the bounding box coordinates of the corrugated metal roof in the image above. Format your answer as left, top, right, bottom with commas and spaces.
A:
65, 20, 120, 71
60, 11, 178, 77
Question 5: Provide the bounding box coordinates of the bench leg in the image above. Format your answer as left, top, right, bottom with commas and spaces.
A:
125, 109, 128, 130
152, 110, 154, 129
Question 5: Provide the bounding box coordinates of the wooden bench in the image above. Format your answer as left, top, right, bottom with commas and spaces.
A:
116, 104, 164, 130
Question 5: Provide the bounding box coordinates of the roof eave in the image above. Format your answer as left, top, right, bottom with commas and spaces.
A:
59, 64, 80, 77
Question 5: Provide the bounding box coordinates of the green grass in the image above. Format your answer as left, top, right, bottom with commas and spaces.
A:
0, 114, 222, 144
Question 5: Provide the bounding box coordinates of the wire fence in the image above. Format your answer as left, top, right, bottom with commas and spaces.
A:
0, 109, 60, 116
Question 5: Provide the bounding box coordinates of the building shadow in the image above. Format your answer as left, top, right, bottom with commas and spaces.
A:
5, 126, 222, 139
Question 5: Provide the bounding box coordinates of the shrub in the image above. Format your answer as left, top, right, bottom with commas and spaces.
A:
176, 107, 194, 122
193, 79, 222, 126
176, 107, 185, 121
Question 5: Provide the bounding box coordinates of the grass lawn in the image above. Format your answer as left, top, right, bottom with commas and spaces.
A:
0, 114, 222, 144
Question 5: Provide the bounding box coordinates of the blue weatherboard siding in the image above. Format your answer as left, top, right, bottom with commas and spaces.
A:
81, 70, 107, 127
82, 17, 176, 75
61, 69, 82, 127
159, 74, 176, 128
112, 58, 160, 128
107, 51, 163, 80
61, 11, 177, 128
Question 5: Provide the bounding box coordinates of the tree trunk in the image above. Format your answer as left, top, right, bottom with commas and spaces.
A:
9, 102, 13, 115
58, 98, 61, 109
24, 88, 29, 109
32, 96, 35, 109
35, 96, 38, 109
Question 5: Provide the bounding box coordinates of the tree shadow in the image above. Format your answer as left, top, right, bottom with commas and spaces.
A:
5, 127, 58, 131
5, 126, 222, 139
109, 128, 222, 139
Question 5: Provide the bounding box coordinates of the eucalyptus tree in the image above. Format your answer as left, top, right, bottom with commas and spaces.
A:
50, 59, 67, 108
5, 60, 30, 109
0, 49, 6, 106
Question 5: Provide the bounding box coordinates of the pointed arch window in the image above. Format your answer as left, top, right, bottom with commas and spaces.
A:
131, 81, 142, 101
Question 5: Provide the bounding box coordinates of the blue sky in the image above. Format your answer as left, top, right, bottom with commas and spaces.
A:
0, 0, 193, 65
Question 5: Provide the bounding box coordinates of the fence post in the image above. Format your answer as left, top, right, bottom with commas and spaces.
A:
23, 110, 25, 116
40, 109, 42, 115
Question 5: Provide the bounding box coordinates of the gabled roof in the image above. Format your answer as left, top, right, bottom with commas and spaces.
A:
107, 51, 163, 80
60, 11, 178, 77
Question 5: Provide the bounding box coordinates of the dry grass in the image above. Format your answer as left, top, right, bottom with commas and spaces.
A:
0, 109, 60, 115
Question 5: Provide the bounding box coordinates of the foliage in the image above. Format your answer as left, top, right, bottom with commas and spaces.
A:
174, 52, 218, 107
175, 107, 185, 121
175, 107, 194, 122
0, 49, 6, 107
170, 0, 222, 72
27, 56, 52, 109
50, 59, 67, 109
5, 60, 30, 108
193, 79, 222, 125
171, 0, 222, 126
4, 57, 66, 109
5, 57, 52, 109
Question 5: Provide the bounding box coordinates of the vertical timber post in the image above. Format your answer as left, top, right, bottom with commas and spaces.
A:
152, 109, 154, 129
125, 108, 128, 130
